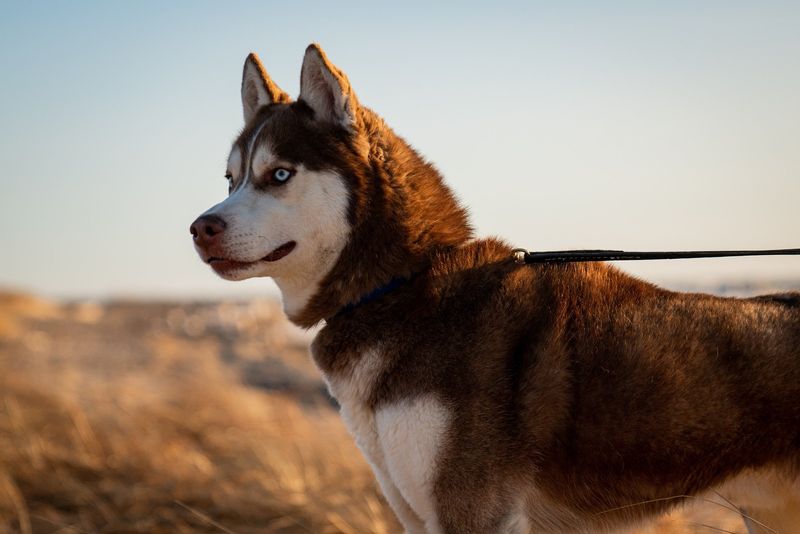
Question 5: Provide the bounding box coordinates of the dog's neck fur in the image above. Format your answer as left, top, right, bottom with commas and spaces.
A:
285, 107, 474, 327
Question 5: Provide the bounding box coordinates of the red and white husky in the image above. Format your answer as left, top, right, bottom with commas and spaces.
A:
192, 44, 800, 533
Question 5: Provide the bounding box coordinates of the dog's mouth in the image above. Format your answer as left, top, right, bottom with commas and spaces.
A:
206, 241, 297, 272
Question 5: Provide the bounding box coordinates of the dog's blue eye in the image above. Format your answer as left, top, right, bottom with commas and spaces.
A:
272, 168, 293, 183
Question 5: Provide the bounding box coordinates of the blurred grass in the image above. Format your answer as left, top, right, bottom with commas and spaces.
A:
0, 290, 752, 533
0, 291, 396, 533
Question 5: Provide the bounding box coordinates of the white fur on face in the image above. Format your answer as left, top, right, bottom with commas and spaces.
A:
251, 143, 274, 179
227, 146, 242, 182
200, 137, 350, 316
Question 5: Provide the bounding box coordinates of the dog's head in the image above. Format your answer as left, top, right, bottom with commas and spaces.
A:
192, 44, 472, 324
191, 45, 364, 313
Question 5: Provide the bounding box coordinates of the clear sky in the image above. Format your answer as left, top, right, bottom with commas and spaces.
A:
1, 1, 798, 299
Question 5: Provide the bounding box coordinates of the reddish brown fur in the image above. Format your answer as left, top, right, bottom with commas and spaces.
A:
314, 240, 800, 531
244, 52, 291, 105
212, 45, 800, 532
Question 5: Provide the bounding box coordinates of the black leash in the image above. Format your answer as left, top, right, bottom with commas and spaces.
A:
332, 248, 798, 318
512, 248, 800, 264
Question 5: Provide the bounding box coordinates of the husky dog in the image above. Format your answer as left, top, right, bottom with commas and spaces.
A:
191, 44, 800, 533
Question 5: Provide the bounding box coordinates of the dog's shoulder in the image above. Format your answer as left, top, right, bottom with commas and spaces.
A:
428, 237, 516, 274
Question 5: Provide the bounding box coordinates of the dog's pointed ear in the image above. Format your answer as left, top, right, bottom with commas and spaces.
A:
299, 44, 358, 129
241, 52, 290, 124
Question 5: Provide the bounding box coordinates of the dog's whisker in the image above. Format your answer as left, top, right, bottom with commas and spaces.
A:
711, 490, 770, 534
596, 494, 777, 534
688, 522, 740, 534
712, 490, 739, 511
595, 494, 696, 515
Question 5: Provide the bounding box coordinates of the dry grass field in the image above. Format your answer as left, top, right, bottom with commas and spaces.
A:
0, 289, 777, 533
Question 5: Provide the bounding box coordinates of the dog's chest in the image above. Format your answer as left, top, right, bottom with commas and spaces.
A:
317, 346, 450, 528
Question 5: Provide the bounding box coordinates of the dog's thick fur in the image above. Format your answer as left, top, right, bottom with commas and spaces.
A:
192, 45, 800, 533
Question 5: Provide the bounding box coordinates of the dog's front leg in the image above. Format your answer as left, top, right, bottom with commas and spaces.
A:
360, 439, 428, 532
374, 475, 428, 534
337, 402, 428, 533
376, 396, 452, 534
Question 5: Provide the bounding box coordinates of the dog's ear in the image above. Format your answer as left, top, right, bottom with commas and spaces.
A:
241, 52, 290, 124
299, 44, 358, 129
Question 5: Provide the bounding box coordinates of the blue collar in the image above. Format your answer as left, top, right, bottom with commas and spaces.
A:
336, 276, 408, 317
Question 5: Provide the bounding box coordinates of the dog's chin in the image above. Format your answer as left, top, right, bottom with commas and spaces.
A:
205, 241, 297, 280
212, 262, 266, 281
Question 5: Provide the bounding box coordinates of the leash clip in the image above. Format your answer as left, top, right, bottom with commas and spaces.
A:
512, 248, 529, 264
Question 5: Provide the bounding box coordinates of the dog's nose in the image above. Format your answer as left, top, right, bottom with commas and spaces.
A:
190, 214, 227, 246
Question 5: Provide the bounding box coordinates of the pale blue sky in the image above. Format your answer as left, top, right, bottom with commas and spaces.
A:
1, 1, 798, 299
